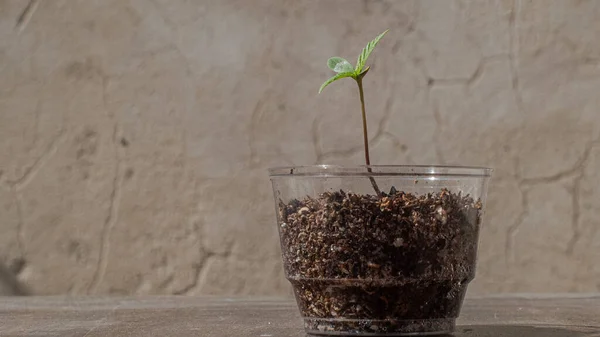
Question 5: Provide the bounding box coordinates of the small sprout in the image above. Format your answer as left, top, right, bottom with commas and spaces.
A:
319, 30, 389, 94
318, 30, 389, 196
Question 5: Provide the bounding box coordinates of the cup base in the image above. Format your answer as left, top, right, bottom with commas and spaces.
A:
305, 317, 455, 336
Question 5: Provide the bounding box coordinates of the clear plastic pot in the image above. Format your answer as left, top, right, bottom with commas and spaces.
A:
269, 165, 492, 336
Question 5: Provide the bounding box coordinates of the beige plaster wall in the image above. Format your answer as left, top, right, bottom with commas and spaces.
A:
1, 0, 599, 296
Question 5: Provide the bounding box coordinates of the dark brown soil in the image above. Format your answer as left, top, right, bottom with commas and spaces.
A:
277, 188, 483, 335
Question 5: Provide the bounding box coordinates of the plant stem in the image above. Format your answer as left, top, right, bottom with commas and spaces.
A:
356, 77, 382, 197
357, 77, 371, 166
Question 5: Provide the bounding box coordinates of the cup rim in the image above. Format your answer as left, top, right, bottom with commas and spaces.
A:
268, 165, 493, 177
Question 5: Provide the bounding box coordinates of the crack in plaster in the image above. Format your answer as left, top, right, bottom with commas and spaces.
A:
2, 130, 66, 263
156, 274, 175, 292
505, 185, 528, 266
508, 140, 600, 264
566, 172, 582, 256
505, 155, 527, 266
563, 140, 600, 256
0, 82, 69, 279
426, 54, 508, 165
12, 187, 26, 263
317, 94, 394, 163
521, 140, 600, 186
403, 19, 506, 91
147, 0, 195, 78
88, 124, 123, 294
427, 54, 507, 90
172, 218, 207, 295
7, 131, 66, 192
32, 98, 41, 148
174, 246, 234, 296
172, 251, 211, 295
508, 0, 525, 117
14, 0, 39, 33
192, 254, 219, 294
382, 132, 413, 164
170, 211, 234, 295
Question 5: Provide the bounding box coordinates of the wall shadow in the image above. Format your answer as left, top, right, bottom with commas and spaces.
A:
0, 261, 29, 296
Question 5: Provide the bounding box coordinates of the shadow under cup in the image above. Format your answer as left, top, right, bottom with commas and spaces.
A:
269, 165, 492, 336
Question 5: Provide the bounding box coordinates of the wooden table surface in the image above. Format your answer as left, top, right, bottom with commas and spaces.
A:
0, 295, 599, 336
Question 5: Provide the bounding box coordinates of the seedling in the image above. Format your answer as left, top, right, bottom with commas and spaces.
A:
319, 30, 388, 195
270, 29, 491, 337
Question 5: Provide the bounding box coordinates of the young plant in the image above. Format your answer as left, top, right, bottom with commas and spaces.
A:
319, 30, 388, 196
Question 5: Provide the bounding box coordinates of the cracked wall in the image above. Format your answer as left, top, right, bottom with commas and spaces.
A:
1, 0, 600, 295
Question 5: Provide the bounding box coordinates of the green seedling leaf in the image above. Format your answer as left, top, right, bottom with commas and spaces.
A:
355, 29, 388, 74
319, 71, 354, 93
327, 57, 354, 73
317, 29, 390, 197
318, 30, 389, 95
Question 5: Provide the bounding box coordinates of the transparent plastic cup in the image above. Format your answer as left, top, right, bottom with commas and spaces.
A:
269, 165, 492, 336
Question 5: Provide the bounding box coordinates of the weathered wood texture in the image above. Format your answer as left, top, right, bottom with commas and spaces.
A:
0, 295, 599, 336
